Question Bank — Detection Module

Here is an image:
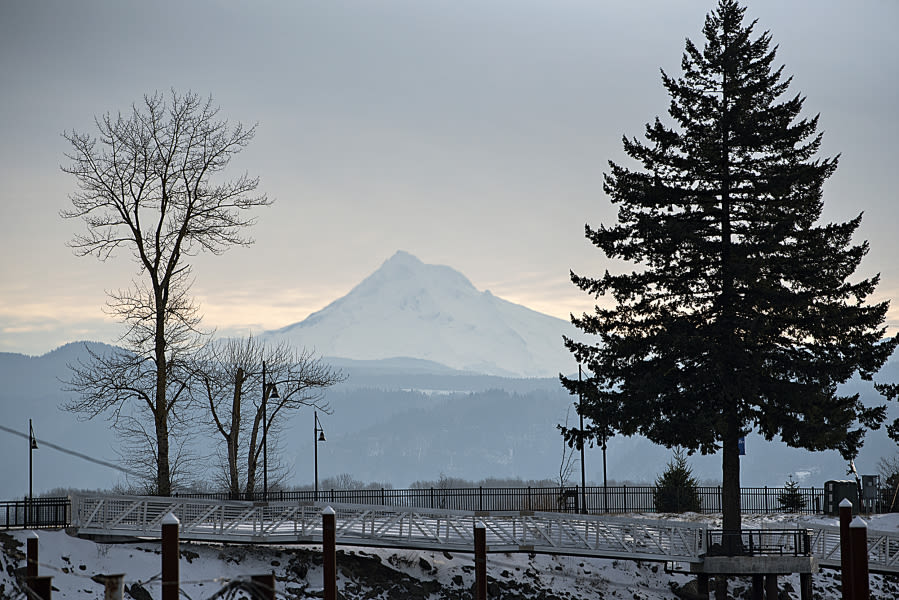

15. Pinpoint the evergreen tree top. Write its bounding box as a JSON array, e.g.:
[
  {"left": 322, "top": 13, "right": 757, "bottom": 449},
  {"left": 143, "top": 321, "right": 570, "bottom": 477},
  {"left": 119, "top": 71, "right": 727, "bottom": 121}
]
[{"left": 564, "top": 0, "right": 896, "bottom": 531}]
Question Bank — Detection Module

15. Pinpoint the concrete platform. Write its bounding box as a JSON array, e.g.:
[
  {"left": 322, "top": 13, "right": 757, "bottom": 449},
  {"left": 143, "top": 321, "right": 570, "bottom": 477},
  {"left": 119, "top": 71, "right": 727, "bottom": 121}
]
[{"left": 692, "top": 555, "right": 818, "bottom": 575}]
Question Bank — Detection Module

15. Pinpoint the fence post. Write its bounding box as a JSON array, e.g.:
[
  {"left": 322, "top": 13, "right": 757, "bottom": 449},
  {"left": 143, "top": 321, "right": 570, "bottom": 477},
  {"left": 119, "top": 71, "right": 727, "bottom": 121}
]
[
  {"left": 322, "top": 506, "right": 337, "bottom": 600},
  {"left": 25, "top": 575, "right": 52, "bottom": 600},
  {"left": 622, "top": 485, "right": 627, "bottom": 513},
  {"left": 527, "top": 486, "right": 531, "bottom": 510},
  {"left": 764, "top": 486, "right": 769, "bottom": 513},
  {"left": 474, "top": 521, "right": 487, "bottom": 600},
  {"left": 26, "top": 530, "right": 38, "bottom": 579},
  {"left": 430, "top": 487, "right": 434, "bottom": 510},
  {"left": 161, "top": 512, "right": 180, "bottom": 600},
  {"left": 96, "top": 574, "right": 124, "bottom": 600},
  {"left": 850, "top": 517, "right": 869, "bottom": 600},
  {"left": 479, "top": 486, "right": 483, "bottom": 512},
  {"left": 251, "top": 573, "right": 276, "bottom": 600},
  {"left": 839, "top": 498, "right": 852, "bottom": 600}
]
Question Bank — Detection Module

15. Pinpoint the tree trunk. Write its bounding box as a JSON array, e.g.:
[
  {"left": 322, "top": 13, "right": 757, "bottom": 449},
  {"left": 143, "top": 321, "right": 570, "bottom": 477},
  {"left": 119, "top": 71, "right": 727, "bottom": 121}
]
[
  {"left": 155, "top": 324, "right": 171, "bottom": 496},
  {"left": 153, "top": 282, "right": 172, "bottom": 497},
  {"left": 228, "top": 370, "right": 243, "bottom": 500},
  {"left": 722, "top": 416, "right": 741, "bottom": 534},
  {"left": 245, "top": 411, "right": 261, "bottom": 498}
]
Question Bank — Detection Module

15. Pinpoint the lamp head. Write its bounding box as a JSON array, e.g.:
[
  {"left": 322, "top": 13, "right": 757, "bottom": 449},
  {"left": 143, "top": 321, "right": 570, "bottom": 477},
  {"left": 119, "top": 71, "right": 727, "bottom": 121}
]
[
  {"left": 269, "top": 384, "right": 280, "bottom": 399},
  {"left": 318, "top": 431, "right": 326, "bottom": 442}
]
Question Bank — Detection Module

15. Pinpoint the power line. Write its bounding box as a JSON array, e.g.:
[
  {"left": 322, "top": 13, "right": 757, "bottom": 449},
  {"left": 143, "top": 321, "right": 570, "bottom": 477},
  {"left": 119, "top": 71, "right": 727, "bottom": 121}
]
[{"left": 0, "top": 423, "right": 144, "bottom": 479}]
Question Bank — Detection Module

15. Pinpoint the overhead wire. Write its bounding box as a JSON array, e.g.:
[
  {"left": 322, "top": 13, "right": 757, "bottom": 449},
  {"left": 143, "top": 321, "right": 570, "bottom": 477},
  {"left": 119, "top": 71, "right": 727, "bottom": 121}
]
[{"left": 0, "top": 423, "right": 145, "bottom": 479}]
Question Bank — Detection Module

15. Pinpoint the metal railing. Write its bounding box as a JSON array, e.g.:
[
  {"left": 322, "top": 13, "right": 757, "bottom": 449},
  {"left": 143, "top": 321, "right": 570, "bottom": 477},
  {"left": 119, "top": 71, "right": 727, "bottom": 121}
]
[
  {"left": 174, "top": 485, "right": 827, "bottom": 515},
  {"left": 707, "top": 528, "right": 811, "bottom": 557},
  {"left": 71, "top": 493, "right": 709, "bottom": 563},
  {"left": 0, "top": 497, "right": 70, "bottom": 529}
]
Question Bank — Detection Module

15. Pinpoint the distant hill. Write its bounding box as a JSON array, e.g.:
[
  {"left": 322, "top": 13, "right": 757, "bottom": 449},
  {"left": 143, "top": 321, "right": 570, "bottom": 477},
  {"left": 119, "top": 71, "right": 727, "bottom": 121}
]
[
  {"left": 2, "top": 340, "right": 899, "bottom": 495},
  {"left": 265, "top": 251, "right": 579, "bottom": 377}
]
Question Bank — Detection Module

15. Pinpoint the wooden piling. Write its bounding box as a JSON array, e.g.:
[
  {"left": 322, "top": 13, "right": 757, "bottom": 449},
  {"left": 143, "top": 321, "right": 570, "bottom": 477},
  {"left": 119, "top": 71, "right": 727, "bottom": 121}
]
[
  {"left": 97, "top": 574, "right": 125, "bottom": 600},
  {"left": 26, "top": 531, "right": 38, "bottom": 579},
  {"left": 322, "top": 506, "right": 337, "bottom": 600},
  {"left": 25, "top": 575, "right": 52, "bottom": 600},
  {"left": 850, "top": 517, "right": 869, "bottom": 600},
  {"left": 475, "top": 521, "right": 487, "bottom": 600},
  {"left": 840, "top": 498, "right": 853, "bottom": 600},
  {"left": 251, "top": 573, "right": 276, "bottom": 600},
  {"left": 161, "top": 512, "right": 180, "bottom": 600}
]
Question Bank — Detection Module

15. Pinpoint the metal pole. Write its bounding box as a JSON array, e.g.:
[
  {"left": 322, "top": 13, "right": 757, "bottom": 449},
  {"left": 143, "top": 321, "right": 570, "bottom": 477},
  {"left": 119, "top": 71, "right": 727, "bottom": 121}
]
[
  {"left": 29, "top": 419, "right": 34, "bottom": 528},
  {"left": 602, "top": 433, "right": 608, "bottom": 512},
  {"left": 578, "top": 366, "right": 586, "bottom": 514},
  {"left": 314, "top": 411, "right": 320, "bottom": 501},
  {"left": 262, "top": 361, "right": 267, "bottom": 501}
]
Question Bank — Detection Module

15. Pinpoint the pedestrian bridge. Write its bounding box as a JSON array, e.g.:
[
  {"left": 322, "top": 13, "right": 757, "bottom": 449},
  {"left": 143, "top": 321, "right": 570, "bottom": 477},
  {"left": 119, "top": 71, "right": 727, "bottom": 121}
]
[{"left": 70, "top": 493, "right": 899, "bottom": 574}]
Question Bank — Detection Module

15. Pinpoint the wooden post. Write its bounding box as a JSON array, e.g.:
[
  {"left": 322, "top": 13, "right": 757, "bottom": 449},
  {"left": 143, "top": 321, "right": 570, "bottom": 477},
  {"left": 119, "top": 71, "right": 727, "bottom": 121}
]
[
  {"left": 697, "top": 574, "right": 709, "bottom": 599},
  {"left": 322, "top": 506, "right": 336, "bottom": 600},
  {"left": 850, "top": 517, "right": 869, "bottom": 600},
  {"left": 161, "top": 512, "right": 180, "bottom": 600},
  {"left": 474, "top": 521, "right": 487, "bottom": 600},
  {"left": 765, "top": 574, "right": 778, "bottom": 599},
  {"left": 251, "top": 573, "right": 276, "bottom": 600},
  {"left": 25, "top": 575, "right": 52, "bottom": 600},
  {"left": 26, "top": 530, "right": 38, "bottom": 579},
  {"left": 97, "top": 574, "right": 125, "bottom": 600},
  {"left": 839, "top": 498, "right": 853, "bottom": 600},
  {"left": 800, "top": 573, "right": 813, "bottom": 600},
  {"left": 751, "top": 574, "right": 764, "bottom": 600}
]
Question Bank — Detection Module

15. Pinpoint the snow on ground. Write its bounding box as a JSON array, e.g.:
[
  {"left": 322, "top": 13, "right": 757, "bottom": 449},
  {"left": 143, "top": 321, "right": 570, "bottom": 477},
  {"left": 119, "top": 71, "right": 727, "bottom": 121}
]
[{"left": 2, "top": 512, "right": 899, "bottom": 599}]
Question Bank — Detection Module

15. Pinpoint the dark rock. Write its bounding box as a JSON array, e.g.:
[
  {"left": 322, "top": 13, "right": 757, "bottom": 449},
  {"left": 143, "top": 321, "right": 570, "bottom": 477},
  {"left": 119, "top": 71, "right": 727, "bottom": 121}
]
[
  {"left": 127, "top": 582, "right": 153, "bottom": 600},
  {"left": 418, "top": 557, "right": 432, "bottom": 572}
]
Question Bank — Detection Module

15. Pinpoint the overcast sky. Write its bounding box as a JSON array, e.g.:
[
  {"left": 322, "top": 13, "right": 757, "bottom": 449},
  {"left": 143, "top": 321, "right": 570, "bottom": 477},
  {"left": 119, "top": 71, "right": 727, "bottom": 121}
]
[{"left": 1, "top": 0, "right": 897, "bottom": 356}]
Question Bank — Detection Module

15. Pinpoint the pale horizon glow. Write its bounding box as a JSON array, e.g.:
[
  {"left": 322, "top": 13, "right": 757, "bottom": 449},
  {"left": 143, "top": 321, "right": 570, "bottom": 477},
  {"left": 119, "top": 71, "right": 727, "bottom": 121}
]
[{"left": 1, "top": 0, "right": 897, "bottom": 357}]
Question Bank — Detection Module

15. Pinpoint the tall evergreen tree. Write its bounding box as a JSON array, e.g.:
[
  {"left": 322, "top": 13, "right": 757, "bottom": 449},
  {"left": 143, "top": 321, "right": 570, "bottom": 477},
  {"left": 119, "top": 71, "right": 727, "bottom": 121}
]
[{"left": 564, "top": 0, "right": 896, "bottom": 532}]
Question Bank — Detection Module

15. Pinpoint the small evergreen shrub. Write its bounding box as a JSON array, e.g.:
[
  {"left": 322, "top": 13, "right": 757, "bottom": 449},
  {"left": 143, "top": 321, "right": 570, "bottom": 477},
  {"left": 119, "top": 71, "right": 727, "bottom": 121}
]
[
  {"left": 777, "top": 475, "right": 807, "bottom": 513},
  {"left": 653, "top": 448, "right": 702, "bottom": 513}
]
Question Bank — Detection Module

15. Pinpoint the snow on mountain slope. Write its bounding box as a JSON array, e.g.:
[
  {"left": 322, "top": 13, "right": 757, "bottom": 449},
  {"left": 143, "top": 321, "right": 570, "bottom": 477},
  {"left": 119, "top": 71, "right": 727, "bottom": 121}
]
[{"left": 267, "top": 251, "right": 578, "bottom": 377}]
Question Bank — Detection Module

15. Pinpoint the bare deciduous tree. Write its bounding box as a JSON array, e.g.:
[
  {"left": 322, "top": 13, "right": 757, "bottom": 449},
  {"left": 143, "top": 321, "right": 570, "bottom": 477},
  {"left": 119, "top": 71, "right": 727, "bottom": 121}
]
[
  {"left": 61, "top": 90, "right": 270, "bottom": 495},
  {"left": 190, "top": 336, "right": 344, "bottom": 499}
]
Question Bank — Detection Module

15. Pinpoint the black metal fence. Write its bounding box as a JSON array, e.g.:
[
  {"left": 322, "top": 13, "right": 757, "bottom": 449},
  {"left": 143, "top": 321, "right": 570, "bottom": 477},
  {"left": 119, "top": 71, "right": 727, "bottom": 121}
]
[
  {"left": 0, "top": 497, "right": 69, "bottom": 529},
  {"left": 0, "top": 484, "right": 876, "bottom": 529},
  {"left": 707, "top": 528, "right": 811, "bottom": 557},
  {"left": 174, "top": 484, "right": 828, "bottom": 515}
]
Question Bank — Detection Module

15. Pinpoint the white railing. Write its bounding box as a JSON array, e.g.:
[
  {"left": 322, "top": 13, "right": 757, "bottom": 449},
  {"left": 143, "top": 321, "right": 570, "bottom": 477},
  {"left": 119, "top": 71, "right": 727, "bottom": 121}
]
[
  {"left": 71, "top": 494, "right": 899, "bottom": 573},
  {"left": 806, "top": 523, "right": 899, "bottom": 572},
  {"left": 71, "top": 494, "right": 707, "bottom": 563}
]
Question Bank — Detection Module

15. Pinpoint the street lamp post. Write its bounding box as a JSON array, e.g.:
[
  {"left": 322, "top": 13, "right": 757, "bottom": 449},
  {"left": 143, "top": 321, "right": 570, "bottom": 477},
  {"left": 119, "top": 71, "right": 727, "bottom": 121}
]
[
  {"left": 261, "top": 361, "right": 279, "bottom": 501},
  {"left": 314, "top": 411, "right": 326, "bottom": 501},
  {"left": 578, "top": 366, "right": 587, "bottom": 514},
  {"left": 28, "top": 419, "right": 37, "bottom": 527}
]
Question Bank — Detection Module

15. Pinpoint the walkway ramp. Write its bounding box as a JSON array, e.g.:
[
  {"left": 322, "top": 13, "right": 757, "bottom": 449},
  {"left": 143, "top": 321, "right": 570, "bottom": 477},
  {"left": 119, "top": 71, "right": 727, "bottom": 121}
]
[
  {"left": 71, "top": 493, "right": 707, "bottom": 563},
  {"left": 70, "top": 493, "right": 899, "bottom": 574}
]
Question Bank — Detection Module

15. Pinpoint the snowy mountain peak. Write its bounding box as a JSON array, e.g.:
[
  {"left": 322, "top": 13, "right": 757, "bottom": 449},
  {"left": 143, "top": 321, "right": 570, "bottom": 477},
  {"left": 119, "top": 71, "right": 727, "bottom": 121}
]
[{"left": 267, "top": 252, "right": 577, "bottom": 377}]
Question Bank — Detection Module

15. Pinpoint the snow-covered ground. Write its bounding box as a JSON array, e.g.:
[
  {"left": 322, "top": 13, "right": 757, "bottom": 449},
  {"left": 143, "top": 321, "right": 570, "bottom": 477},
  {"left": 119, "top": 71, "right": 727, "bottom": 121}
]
[{"left": 2, "top": 513, "right": 899, "bottom": 599}]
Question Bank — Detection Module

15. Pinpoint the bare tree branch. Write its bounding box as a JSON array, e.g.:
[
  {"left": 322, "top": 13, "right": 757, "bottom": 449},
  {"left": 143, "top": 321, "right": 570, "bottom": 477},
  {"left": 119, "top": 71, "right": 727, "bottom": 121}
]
[{"left": 61, "top": 90, "right": 270, "bottom": 495}]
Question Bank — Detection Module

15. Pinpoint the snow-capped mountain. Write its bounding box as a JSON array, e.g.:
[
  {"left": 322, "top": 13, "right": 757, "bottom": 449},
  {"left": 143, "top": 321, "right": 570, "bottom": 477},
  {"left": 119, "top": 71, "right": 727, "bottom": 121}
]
[{"left": 266, "top": 251, "right": 579, "bottom": 377}]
